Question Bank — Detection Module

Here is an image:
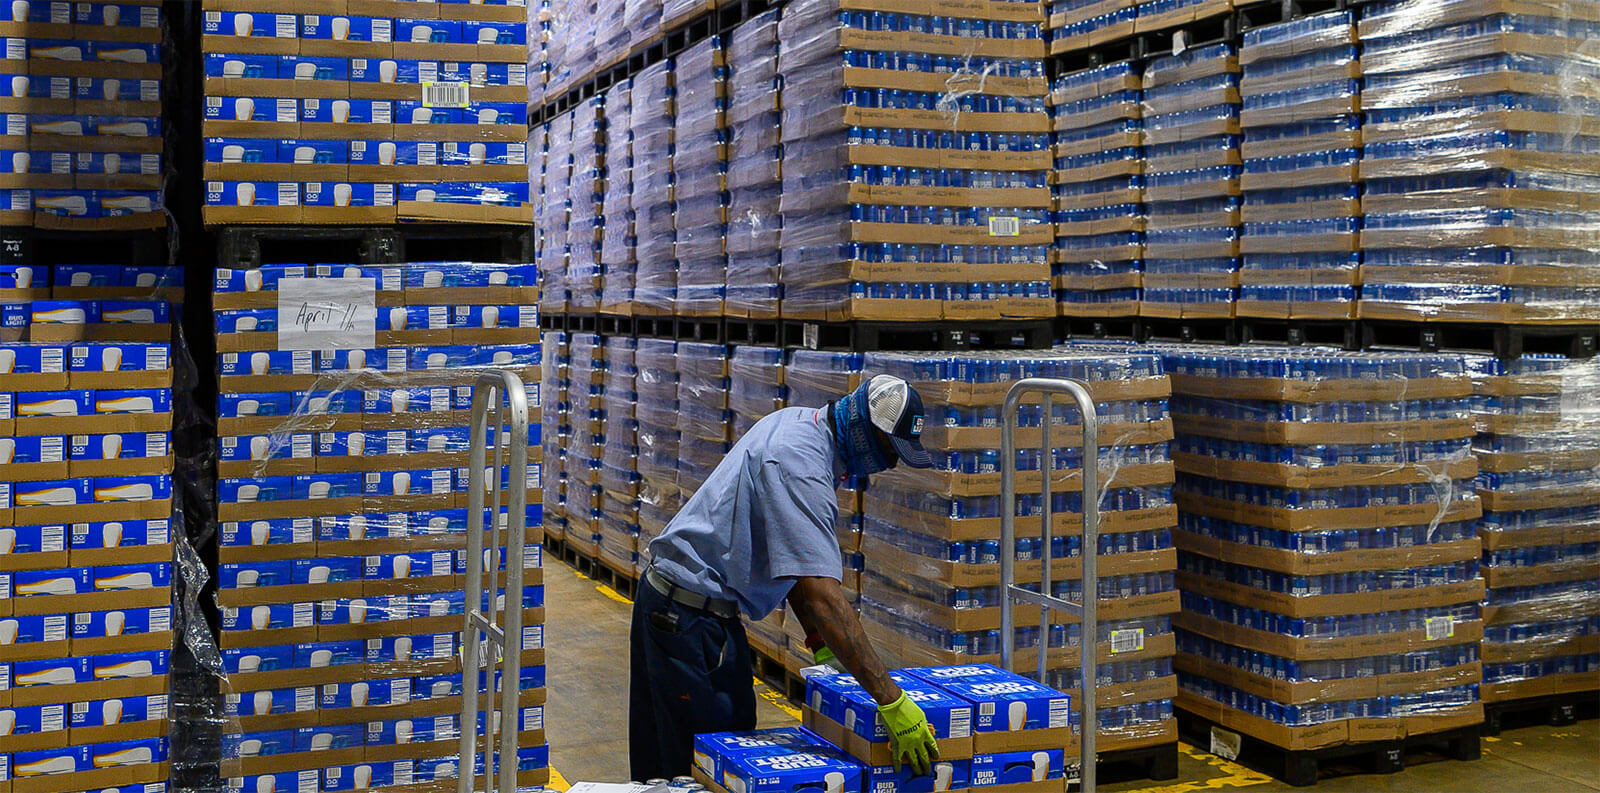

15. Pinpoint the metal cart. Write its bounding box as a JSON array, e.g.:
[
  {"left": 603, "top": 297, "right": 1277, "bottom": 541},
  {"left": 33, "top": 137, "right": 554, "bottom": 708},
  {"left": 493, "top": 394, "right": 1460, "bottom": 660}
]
[{"left": 998, "top": 378, "right": 1101, "bottom": 793}]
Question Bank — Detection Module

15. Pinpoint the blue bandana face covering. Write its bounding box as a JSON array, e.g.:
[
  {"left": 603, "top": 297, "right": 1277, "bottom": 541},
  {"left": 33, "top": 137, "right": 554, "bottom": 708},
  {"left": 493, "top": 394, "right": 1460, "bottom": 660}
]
[{"left": 832, "top": 386, "right": 894, "bottom": 478}]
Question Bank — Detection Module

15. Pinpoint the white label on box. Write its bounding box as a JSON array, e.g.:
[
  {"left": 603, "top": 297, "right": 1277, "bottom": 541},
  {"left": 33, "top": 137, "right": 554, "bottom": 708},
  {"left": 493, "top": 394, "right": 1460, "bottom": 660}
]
[
  {"left": 296, "top": 687, "right": 316, "bottom": 712},
  {"left": 979, "top": 702, "right": 995, "bottom": 718},
  {"left": 276, "top": 15, "right": 296, "bottom": 37},
  {"left": 42, "top": 706, "right": 64, "bottom": 732},
  {"left": 949, "top": 707, "right": 971, "bottom": 737},
  {"left": 1048, "top": 698, "right": 1070, "bottom": 728},
  {"left": 1209, "top": 726, "right": 1241, "bottom": 762},
  {"left": 1109, "top": 628, "right": 1144, "bottom": 654},
  {"left": 988, "top": 216, "right": 1019, "bottom": 237},
  {"left": 44, "top": 615, "right": 67, "bottom": 640},
  {"left": 292, "top": 435, "right": 313, "bottom": 458},
  {"left": 277, "top": 277, "right": 377, "bottom": 351},
  {"left": 422, "top": 81, "right": 469, "bottom": 108},
  {"left": 1425, "top": 616, "right": 1454, "bottom": 641}
]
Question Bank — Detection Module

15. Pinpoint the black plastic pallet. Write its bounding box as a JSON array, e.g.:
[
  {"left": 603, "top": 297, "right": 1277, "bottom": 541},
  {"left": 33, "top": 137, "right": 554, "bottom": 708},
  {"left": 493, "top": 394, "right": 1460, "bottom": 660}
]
[
  {"left": 1178, "top": 710, "right": 1480, "bottom": 787},
  {"left": 1137, "top": 317, "right": 1240, "bottom": 345},
  {"left": 1239, "top": 319, "right": 1360, "bottom": 350},
  {"left": 599, "top": 314, "right": 638, "bottom": 337},
  {"left": 215, "top": 224, "right": 529, "bottom": 269},
  {"left": 782, "top": 319, "right": 1055, "bottom": 352},
  {"left": 1362, "top": 320, "right": 1600, "bottom": 360},
  {"left": 1058, "top": 316, "right": 1139, "bottom": 342},
  {"left": 1, "top": 226, "right": 170, "bottom": 268},
  {"left": 1069, "top": 741, "right": 1181, "bottom": 787},
  {"left": 726, "top": 317, "right": 784, "bottom": 347},
  {"left": 676, "top": 316, "right": 726, "bottom": 344},
  {"left": 751, "top": 645, "right": 807, "bottom": 703},
  {"left": 1483, "top": 692, "right": 1599, "bottom": 737}
]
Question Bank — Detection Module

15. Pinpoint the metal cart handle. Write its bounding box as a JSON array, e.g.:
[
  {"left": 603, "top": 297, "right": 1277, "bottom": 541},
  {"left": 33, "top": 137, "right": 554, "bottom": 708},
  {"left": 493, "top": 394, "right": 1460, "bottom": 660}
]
[
  {"left": 999, "top": 378, "right": 1099, "bottom": 793},
  {"left": 459, "top": 370, "right": 531, "bottom": 793}
]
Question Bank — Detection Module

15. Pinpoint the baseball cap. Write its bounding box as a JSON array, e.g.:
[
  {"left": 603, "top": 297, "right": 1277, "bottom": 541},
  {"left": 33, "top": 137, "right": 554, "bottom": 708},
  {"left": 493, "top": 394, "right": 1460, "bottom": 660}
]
[{"left": 863, "top": 374, "right": 933, "bottom": 469}]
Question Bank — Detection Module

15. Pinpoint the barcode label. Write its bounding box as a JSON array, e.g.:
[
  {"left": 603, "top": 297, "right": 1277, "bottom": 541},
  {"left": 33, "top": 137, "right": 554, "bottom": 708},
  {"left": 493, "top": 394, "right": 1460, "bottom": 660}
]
[
  {"left": 1425, "top": 616, "right": 1454, "bottom": 641},
  {"left": 1110, "top": 628, "right": 1144, "bottom": 654},
  {"left": 422, "top": 81, "right": 469, "bottom": 108},
  {"left": 988, "top": 216, "right": 1020, "bottom": 237}
]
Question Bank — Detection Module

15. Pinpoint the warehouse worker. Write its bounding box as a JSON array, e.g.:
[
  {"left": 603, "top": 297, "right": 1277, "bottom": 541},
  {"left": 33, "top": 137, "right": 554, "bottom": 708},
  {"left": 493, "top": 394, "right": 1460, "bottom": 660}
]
[{"left": 631, "top": 375, "right": 942, "bottom": 781}]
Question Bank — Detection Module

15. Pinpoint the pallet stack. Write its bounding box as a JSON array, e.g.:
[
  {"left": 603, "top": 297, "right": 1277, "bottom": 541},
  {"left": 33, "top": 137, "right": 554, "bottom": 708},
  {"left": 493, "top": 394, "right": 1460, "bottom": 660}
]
[
  {"left": 674, "top": 37, "right": 728, "bottom": 318},
  {"left": 199, "top": 0, "right": 532, "bottom": 224},
  {"left": 729, "top": 345, "right": 785, "bottom": 439},
  {"left": 676, "top": 341, "right": 731, "bottom": 499},
  {"left": 776, "top": 0, "right": 1055, "bottom": 323},
  {"left": 632, "top": 59, "right": 676, "bottom": 315},
  {"left": 857, "top": 348, "right": 1181, "bottom": 760},
  {"left": 537, "top": 109, "right": 573, "bottom": 314},
  {"left": 1235, "top": 11, "right": 1362, "bottom": 322},
  {"left": 1356, "top": 0, "right": 1600, "bottom": 325},
  {"left": 1051, "top": 62, "right": 1145, "bottom": 318},
  {"left": 0, "top": 0, "right": 166, "bottom": 230},
  {"left": 540, "top": 331, "right": 570, "bottom": 545},
  {"left": 1140, "top": 44, "right": 1241, "bottom": 322},
  {"left": 1467, "top": 355, "right": 1600, "bottom": 713},
  {"left": 563, "top": 332, "right": 605, "bottom": 557},
  {"left": 0, "top": 338, "right": 175, "bottom": 793},
  {"left": 1162, "top": 346, "right": 1486, "bottom": 773},
  {"left": 599, "top": 79, "right": 636, "bottom": 316},
  {"left": 568, "top": 97, "right": 605, "bottom": 313},
  {"left": 599, "top": 336, "right": 643, "bottom": 576},
  {"left": 634, "top": 338, "right": 681, "bottom": 557},
  {"left": 212, "top": 263, "right": 547, "bottom": 793},
  {"left": 724, "top": 9, "right": 783, "bottom": 320}
]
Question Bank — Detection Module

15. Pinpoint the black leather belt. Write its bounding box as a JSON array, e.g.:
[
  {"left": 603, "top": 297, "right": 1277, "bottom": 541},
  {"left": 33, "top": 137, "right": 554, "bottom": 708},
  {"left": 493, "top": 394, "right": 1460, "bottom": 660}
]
[{"left": 645, "top": 567, "right": 740, "bottom": 620}]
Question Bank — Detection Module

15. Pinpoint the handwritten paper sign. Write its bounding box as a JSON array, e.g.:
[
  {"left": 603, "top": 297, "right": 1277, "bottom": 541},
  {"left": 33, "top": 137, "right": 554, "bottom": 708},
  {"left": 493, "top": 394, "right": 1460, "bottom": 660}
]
[{"left": 277, "top": 277, "right": 376, "bottom": 350}]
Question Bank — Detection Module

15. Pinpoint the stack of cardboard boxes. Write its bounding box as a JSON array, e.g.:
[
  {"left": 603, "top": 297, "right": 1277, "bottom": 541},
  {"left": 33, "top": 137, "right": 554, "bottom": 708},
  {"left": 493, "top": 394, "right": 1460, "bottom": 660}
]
[
  {"left": 562, "top": 332, "right": 604, "bottom": 558},
  {"left": 856, "top": 349, "right": 1180, "bottom": 756},
  {"left": 1234, "top": 11, "right": 1362, "bottom": 321},
  {"left": 1357, "top": 0, "right": 1600, "bottom": 323},
  {"left": 1050, "top": 62, "right": 1144, "bottom": 317},
  {"left": 535, "top": 109, "right": 571, "bottom": 314},
  {"left": 568, "top": 97, "right": 605, "bottom": 313},
  {"left": 634, "top": 338, "right": 680, "bottom": 559},
  {"left": 1468, "top": 355, "right": 1600, "bottom": 705},
  {"left": 199, "top": 0, "right": 532, "bottom": 224},
  {"left": 0, "top": 263, "right": 182, "bottom": 344},
  {"left": 539, "top": 330, "right": 570, "bottom": 545},
  {"left": 1139, "top": 44, "right": 1241, "bottom": 320},
  {"left": 0, "top": 339, "right": 174, "bottom": 793},
  {"left": 776, "top": 0, "right": 1055, "bottom": 322},
  {"left": 675, "top": 341, "right": 731, "bottom": 500},
  {"left": 673, "top": 38, "right": 728, "bottom": 317},
  {"left": 210, "top": 262, "right": 547, "bottom": 793},
  {"left": 631, "top": 59, "right": 675, "bottom": 315},
  {"left": 0, "top": 0, "right": 165, "bottom": 229},
  {"left": 1163, "top": 346, "right": 1487, "bottom": 750},
  {"left": 598, "top": 336, "right": 642, "bottom": 576},
  {"left": 724, "top": 10, "right": 782, "bottom": 320},
  {"left": 598, "top": 79, "right": 636, "bottom": 316},
  {"left": 728, "top": 346, "right": 785, "bottom": 440}
]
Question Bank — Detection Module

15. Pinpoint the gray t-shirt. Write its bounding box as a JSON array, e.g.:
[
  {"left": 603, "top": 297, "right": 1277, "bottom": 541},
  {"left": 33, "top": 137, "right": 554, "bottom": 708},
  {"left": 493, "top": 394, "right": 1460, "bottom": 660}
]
[{"left": 648, "top": 406, "right": 845, "bottom": 618}]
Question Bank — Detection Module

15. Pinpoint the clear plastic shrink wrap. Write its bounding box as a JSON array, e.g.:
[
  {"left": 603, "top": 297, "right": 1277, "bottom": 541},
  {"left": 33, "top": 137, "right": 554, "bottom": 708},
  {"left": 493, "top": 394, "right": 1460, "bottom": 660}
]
[
  {"left": 633, "top": 60, "right": 678, "bottom": 316},
  {"left": 1140, "top": 45, "right": 1242, "bottom": 319},
  {"left": 635, "top": 338, "right": 682, "bottom": 556},
  {"left": 600, "top": 80, "right": 638, "bottom": 315},
  {"left": 568, "top": 99, "right": 606, "bottom": 313},
  {"left": 1147, "top": 345, "right": 1487, "bottom": 749},
  {"left": 726, "top": 10, "right": 784, "bottom": 319},
  {"left": 1052, "top": 62, "right": 1145, "bottom": 317},
  {"left": 849, "top": 348, "right": 1179, "bottom": 752},
  {"left": 1236, "top": 12, "right": 1363, "bottom": 321},
  {"left": 1466, "top": 355, "right": 1600, "bottom": 701},
  {"left": 538, "top": 112, "right": 574, "bottom": 314},
  {"left": 541, "top": 332, "right": 571, "bottom": 543},
  {"left": 209, "top": 263, "right": 547, "bottom": 793},
  {"left": 777, "top": 0, "right": 1054, "bottom": 322},
  {"left": 730, "top": 346, "right": 787, "bottom": 438},
  {"left": 600, "top": 337, "right": 643, "bottom": 575},
  {"left": 674, "top": 38, "right": 730, "bottom": 317},
  {"left": 676, "top": 342, "right": 732, "bottom": 498},
  {"left": 564, "top": 333, "right": 605, "bottom": 556},
  {"left": 1356, "top": 0, "right": 1600, "bottom": 323}
]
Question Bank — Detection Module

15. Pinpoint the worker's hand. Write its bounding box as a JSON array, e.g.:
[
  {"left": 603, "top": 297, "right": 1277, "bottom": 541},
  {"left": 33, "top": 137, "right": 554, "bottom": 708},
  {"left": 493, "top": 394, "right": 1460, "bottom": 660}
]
[
  {"left": 813, "top": 646, "right": 846, "bottom": 672},
  {"left": 879, "top": 694, "right": 940, "bottom": 776}
]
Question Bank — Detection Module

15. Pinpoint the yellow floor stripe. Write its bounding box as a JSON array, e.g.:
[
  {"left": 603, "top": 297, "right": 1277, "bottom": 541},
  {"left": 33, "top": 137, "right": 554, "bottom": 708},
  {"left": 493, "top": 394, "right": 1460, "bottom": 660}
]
[
  {"left": 597, "top": 583, "right": 633, "bottom": 605},
  {"left": 1123, "top": 743, "right": 1272, "bottom": 793},
  {"left": 547, "top": 767, "right": 571, "bottom": 791},
  {"left": 755, "top": 676, "right": 803, "bottom": 721}
]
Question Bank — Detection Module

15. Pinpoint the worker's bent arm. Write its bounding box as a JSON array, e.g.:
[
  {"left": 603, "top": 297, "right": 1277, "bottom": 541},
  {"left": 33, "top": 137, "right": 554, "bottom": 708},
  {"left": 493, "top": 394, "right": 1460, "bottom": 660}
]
[{"left": 787, "top": 576, "right": 903, "bottom": 707}]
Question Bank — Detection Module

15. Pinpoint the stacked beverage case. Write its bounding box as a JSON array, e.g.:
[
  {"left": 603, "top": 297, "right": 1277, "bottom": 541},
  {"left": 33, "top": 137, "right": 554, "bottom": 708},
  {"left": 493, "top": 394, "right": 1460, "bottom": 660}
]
[
  {"left": 539, "top": 331, "right": 570, "bottom": 546},
  {"left": 536, "top": 110, "right": 572, "bottom": 314},
  {"left": 1466, "top": 355, "right": 1600, "bottom": 704},
  {"left": 724, "top": 10, "right": 783, "bottom": 320},
  {"left": 0, "top": 338, "right": 175, "bottom": 793},
  {"left": 0, "top": 0, "right": 166, "bottom": 228},
  {"left": 199, "top": 0, "right": 532, "bottom": 224},
  {"left": 674, "top": 38, "right": 730, "bottom": 317},
  {"left": 632, "top": 59, "right": 676, "bottom": 315},
  {"left": 599, "top": 80, "right": 637, "bottom": 316},
  {"left": 562, "top": 332, "right": 604, "bottom": 558},
  {"left": 598, "top": 336, "right": 642, "bottom": 575},
  {"left": 634, "top": 338, "right": 682, "bottom": 557},
  {"left": 857, "top": 348, "right": 1181, "bottom": 754},
  {"left": 567, "top": 98, "right": 605, "bottom": 314},
  {"left": 1162, "top": 347, "right": 1487, "bottom": 748},
  {"left": 1235, "top": 11, "right": 1363, "bottom": 321},
  {"left": 211, "top": 263, "right": 547, "bottom": 793}
]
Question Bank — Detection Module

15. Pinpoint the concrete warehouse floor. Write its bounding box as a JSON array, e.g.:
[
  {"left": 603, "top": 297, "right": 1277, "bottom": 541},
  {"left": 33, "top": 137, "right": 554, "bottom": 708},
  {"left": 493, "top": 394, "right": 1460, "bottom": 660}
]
[{"left": 543, "top": 561, "right": 1600, "bottom": 793}]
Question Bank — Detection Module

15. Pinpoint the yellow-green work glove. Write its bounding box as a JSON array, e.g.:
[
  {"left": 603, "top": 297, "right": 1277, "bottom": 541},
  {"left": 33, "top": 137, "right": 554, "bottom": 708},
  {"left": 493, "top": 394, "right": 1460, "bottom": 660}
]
[
  {"left": 813, "top": 646, "right": 846, "bottom": 672},
  {"left": 878, "top": 693, "right": 940, "bottom": 776}
]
